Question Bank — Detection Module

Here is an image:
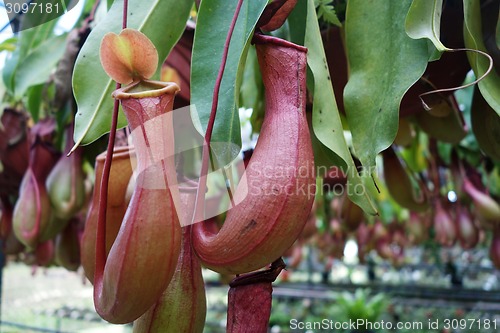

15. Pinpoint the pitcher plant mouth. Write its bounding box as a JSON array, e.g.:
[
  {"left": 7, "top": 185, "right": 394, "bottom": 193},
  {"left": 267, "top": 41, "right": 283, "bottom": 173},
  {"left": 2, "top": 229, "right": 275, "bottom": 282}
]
[{"left": 112, "top": 79, "right": 180, "bottom": 100}]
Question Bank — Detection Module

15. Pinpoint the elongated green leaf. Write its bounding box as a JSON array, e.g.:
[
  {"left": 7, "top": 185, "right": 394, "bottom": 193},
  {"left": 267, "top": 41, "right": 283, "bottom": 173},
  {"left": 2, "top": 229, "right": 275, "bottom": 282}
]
[
  {"left": 2, "top": 20, "right": 58, "bottom": 95},
  {"left": 463, "top": 0, "right": 500, "bottom": 116},
  {"left": 26, "top": 84, "right": 44, "bottom": 122},
  {"left": 14, "top": 34, "right": 67, "bottom": 98},
  {"left": 343, "top": 0, "right": 428, "bottom": 169},
  {"left": 83, "top": 0, "right": 98, "bottom": 13},
  {"left": 19, "top": 20, "right": 58, "bottom": 58},
  {"left": 72, "top": 0, "right": 193, "bottom": 147},
  {"left": 3, "top": 50, "right": 20, "bottom": 93},
  {"left": 303, "top": 0, "right": 376, "bottom": 214},
  {"left": 415, "top": 105, "right": 466, "bottom": 144},
  {"left": 0, "top": 69, "right": 7, "bottom": 108},
  {"left": 316, "top": 1, "right": 342, "bottom": 28},
  {"left": 405, "top": 0, "right": 449, "bottom": 52},
  {"left": 240, "top": 45, "right": 265, "bottom": 133},
  {"left": 191, "top": 0, "right": 268, "bottom": 166},
  {"left": 471, "top": 86, "right": 500, "bottom": 161},
  {"left": 288, "top": 1, "right": 306, "bottom": 45}
]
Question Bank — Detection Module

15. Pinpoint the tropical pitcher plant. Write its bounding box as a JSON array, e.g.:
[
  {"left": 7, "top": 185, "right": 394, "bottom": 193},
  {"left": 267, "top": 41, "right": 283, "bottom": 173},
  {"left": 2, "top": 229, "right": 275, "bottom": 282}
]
[
  {"left": 1, "top": 0, "right": 500, "bottom": 332},
  {"left": 78, "top": 0, "right": 316, "bottom": 328}
]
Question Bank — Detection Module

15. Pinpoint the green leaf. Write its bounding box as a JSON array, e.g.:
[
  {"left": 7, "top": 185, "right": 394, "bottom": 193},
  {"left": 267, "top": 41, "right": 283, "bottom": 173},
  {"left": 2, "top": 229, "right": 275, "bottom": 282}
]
[
  {"left": 26, "top": 84, "right": 44, "bottom": 122},
  {"left": 405, "top": 0, "right": 449, "bottom": 52},
  {"left": 3, "top": 50, "right": 20, "bottom": 94},
  {"left": 415, "top": 104, "right": 467, "bottom": 144},
  {"left": 288, "top": 2, "right": 306, "bottom": 45},
  {"left": 0, "top": 69, "right": 7, "bottom": 105},
  {"left": 463, "top": 0, "right": 500, "bottom": 116},
  {"left": 72, "top": 0, "right": 193, "bottom": 147},
  {"left": 240, "top": 45, "right": 265, "bottom": 133},
  {"left": 2, "top": 20, "right": 58, "bottom": 95},
  {"left": 14, "top": 34, "right": 67, "bottom": 98},
  {"left": 343, "top": 0, "right": 429, "bottom": 169},
  {"left": 18, "top": 20, "right": 58, "bottom": 58},
  {"left": 401, "top": 131, "right": 428, "bottom": 173},
  {"left": 471, "top": 86, "right": 500, "bottom": 161},
  {"left": 316, "top": 1, "right": 341, "bottom": 27},
  {"left": 83, "top": 0, "right": 98, "bottom": 13},
  {"left": 190, "top": 0, "right": 268, "bottom": 165},
  {"left": 0, "top": 37, "right": 18, "bottom": 52},
  {"left": 455, "top": 72, "right": 479, "bottom": 151},
  {"left": 302, "top": 0, "right": 377, "bottom": 214}
]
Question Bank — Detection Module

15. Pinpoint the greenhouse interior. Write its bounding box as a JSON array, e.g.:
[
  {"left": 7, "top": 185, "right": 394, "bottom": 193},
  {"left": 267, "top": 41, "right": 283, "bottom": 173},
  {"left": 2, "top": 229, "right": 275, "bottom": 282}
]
[{"left": 0, "top": 0, "right": 500, "bottom": 332}]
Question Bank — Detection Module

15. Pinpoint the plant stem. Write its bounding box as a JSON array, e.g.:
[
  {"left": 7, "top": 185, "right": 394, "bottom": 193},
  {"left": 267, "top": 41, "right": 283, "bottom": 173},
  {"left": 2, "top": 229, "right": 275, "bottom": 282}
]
[
  {"left": 80, "top": 0, "right": 101, "bottom": 30},
  {"left": 192, "top": 0, "right": 244, "bottom": 224},
  {"left": 94, "top": 0, "right": 128, "bottom": 288},
  {"left": 206, "top": 0, "right": 243, "bottom": 140},
  {"left": 226, "top": 259, "right": 285, "bottom": 333}
]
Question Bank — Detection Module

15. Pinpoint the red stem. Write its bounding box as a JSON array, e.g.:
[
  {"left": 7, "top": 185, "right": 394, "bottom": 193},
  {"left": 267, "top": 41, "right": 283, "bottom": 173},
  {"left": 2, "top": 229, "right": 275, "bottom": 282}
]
[
  {"left": 226, "top": 259, "right": 285, "bottom": 333},
  {"left": 192, "top": 0, "right": 244, "bottom": 224},
  {"left": 93, "top": 0, "right": 128, "bottom": 291},
  {"left": 81, "top": 0, "right": 101, "bottom": 29},
  {"left": 89, "top": 0, "right": 101, "bottom": 22},
  {"left": 122, "top": 0, "right": 128, "bottom": 29},
  {"left": 94, "top": 95, "right": 120, "bottom": 283}
]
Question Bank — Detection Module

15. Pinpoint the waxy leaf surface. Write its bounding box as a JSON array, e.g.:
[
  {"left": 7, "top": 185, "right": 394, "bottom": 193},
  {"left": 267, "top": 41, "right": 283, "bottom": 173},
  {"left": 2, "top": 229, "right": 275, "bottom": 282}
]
[
  {"left": 302, "top": 0, "right": 377, "bottom": 214},
  {"left": 405, "top": 0, "right": 448, "bottom": 52},
  {"left": 191, "top": 0, "right": 267, "bottom": 165},
  {"left": 343, "top": 0, "right": 429, "bottom": 169},
  {"left": 14, "top": 34, "right": 67, "bottom": 98},
  {"left": 463, "top": 0, "right": 500, "bottom": 116}
]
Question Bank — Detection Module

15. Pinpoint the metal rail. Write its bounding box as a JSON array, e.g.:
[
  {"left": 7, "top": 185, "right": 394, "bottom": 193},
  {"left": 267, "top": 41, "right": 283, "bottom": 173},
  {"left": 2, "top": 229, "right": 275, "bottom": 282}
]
[
  {"left": 0, "top": 320, "right": 67, "bottom": 333},
  {"left": 269, "top": 283, "right": 500, "bottom": 313}
]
